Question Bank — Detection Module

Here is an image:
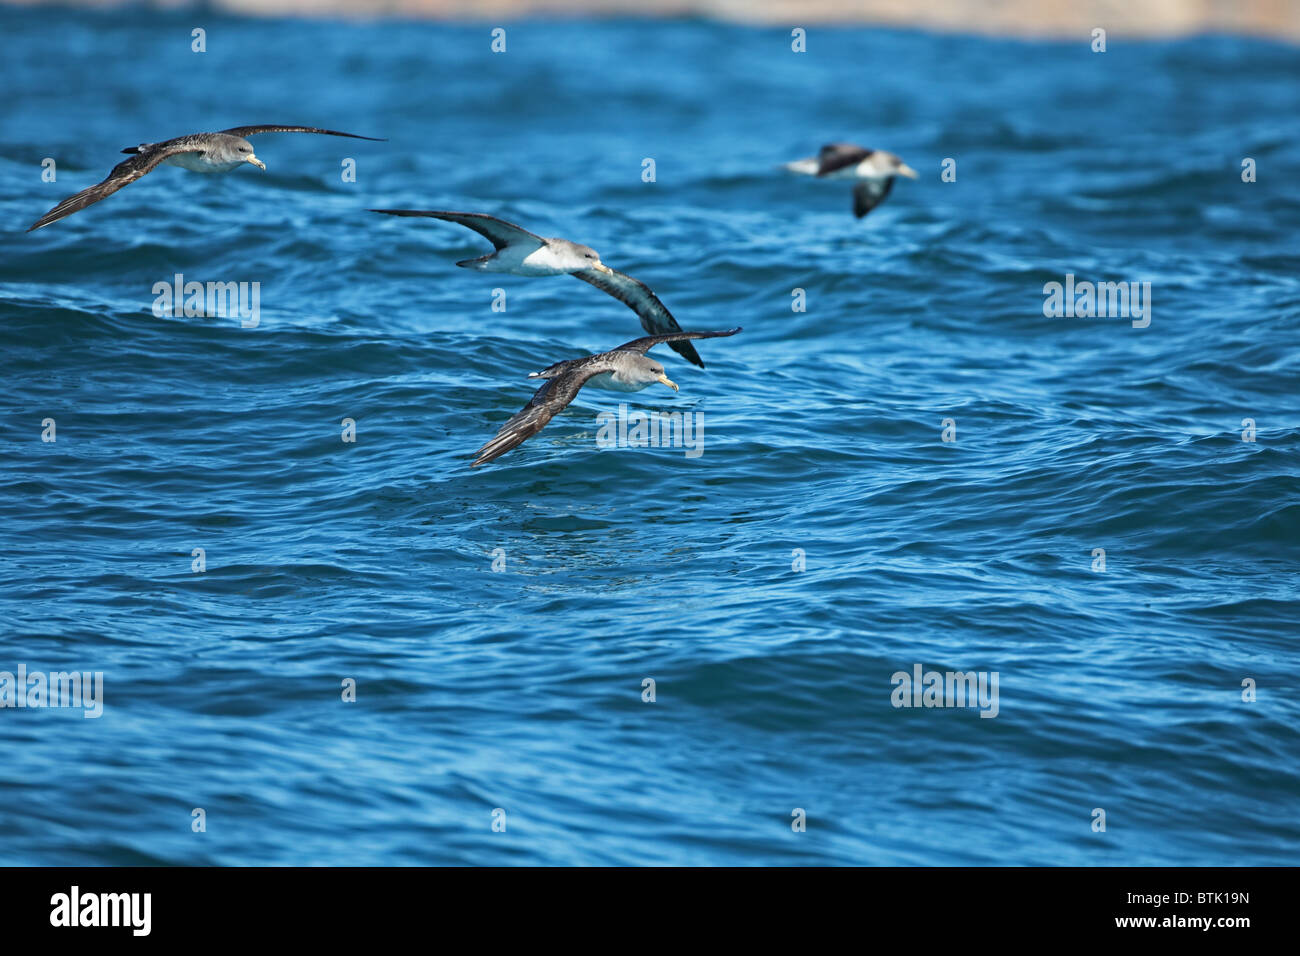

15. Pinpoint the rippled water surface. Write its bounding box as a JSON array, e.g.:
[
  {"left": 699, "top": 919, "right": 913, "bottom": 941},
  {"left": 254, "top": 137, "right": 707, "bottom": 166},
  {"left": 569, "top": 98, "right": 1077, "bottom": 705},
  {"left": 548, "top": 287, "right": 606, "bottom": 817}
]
[{"left": 0, "top": 9, "right": 1297, "bottom": 865}]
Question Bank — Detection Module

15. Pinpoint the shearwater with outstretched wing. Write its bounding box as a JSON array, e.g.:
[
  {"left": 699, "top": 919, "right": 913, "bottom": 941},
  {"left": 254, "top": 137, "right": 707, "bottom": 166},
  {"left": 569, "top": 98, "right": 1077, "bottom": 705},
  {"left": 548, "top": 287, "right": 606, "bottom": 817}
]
[
  {"left": 370, "top": 209, "right": 710, "bottom": 369},
  {"left": 473, "top": 328, "right": 742, "bottom": 467},
  {"left": 29, "top": 125, "right": 384, "bottom": 231}
]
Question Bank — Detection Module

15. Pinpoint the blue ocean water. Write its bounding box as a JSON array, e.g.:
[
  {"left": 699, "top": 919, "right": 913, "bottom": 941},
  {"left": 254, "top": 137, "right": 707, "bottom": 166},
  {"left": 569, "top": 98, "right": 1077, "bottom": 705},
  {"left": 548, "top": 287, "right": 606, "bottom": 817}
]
[{"left": 0, "top": 8, "right": 1297, "bottom": 866}]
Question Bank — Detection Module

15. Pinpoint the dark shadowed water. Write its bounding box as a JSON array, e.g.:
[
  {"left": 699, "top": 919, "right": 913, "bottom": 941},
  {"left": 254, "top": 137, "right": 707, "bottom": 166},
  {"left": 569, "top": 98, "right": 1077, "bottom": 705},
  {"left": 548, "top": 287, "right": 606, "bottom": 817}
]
[{"left": 0, "top": 8, "right": 1297, "bottom": 865}]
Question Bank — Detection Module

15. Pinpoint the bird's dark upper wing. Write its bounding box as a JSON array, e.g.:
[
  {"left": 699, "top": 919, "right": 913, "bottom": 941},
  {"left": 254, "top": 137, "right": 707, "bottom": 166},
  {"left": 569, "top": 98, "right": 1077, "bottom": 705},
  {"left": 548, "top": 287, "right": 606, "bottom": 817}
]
[
  {"left": 472, "top": 361, "right": 612, "bottom": 467},
  {"left": 572, "top": 266, "right": 704, "bottom": 368},
  {"left": 817, "top": 142, "right": 872, "bottom": 176},
  {"left": 368, "top": 209, "right": 545, "bottom": 252},
  {"left": 27, "top": 139, "right": 208, "bottom": 232},
  {"left": 612, "top": 327, "right": 742, "bottom": 356},
  {"left": 852, "top": 178, "right": 894, "bottom": 218},
  {"left": 220, "top": 125, "right": 384, "bottom": 141}
]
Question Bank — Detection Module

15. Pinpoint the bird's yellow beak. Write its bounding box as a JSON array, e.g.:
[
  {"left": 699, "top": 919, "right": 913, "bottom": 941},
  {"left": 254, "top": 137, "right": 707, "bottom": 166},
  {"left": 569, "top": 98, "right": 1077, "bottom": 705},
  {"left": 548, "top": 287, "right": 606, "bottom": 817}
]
[
  {"left": 657, "top": 373, "right": 678, "bottom": 392},
  {"left": 897, "top": 163, "right": 919, "bottom": 179},
  {"left": 247, "top": 155, "right": 266, "bottom": 171},
  {"left": 593, "top": 262, "right": 613, "bottom": 274}
]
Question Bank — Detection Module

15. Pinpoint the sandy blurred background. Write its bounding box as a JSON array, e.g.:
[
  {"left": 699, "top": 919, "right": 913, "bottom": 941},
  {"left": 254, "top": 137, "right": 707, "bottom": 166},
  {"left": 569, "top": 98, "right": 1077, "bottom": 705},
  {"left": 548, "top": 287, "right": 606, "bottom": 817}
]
[{"left": 3, "top": 0, "right": 1300, "bottom": 41}]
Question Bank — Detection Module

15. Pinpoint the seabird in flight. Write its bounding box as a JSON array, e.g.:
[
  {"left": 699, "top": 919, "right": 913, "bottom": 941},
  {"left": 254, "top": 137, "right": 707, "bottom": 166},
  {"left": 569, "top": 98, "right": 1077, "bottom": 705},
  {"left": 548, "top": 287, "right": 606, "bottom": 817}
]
[
  {"left": 472, "top": 328, "right": 742, "bottom": 467},
  {"left": 783, "top": 143, "right": 918, "bottom": 218},
  {"left": 28, "top": 125, "right": 384, "bottom": 231},
  {"left": 369, "top": 209, "right": 709, "bottom": 369}
]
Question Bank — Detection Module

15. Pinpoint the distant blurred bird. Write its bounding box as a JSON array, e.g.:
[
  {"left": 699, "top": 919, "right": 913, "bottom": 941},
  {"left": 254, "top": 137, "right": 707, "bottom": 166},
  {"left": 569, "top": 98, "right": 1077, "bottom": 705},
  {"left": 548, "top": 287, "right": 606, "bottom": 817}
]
[
  {"left": 28, "top": 126, "right": 384, "bottom": 231},
  {"left": 472, "top": 328, "right": 742, "bottom": 467},
  {"left": 783, "top": 143, "right": 918, "bottom": 218},
  {"left": 369, "top": 209, "right": 709, "bottom": 368}
]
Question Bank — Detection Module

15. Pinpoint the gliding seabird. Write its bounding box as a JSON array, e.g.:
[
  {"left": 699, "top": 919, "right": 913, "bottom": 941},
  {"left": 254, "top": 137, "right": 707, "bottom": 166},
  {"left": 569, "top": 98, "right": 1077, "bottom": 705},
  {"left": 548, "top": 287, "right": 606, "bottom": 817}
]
[
  {"left": 370, "top": 209, "right": 711, "bottom": 368},
  {"left": 783, "top": 143, "right": 918, "bottom": 218},
  {"left": 28, "top": 125, "right": 384, "bottom": 231},
  {"left": 473, "top": 328, "right": 742, "bottom": 467}
]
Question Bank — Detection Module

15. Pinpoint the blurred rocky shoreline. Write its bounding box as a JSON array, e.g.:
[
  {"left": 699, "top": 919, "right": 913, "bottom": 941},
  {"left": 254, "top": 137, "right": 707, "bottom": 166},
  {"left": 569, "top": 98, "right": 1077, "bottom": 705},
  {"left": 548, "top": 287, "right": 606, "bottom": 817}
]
[{"left": 4, "top": 0, "right": 1299, "bottom": 41}]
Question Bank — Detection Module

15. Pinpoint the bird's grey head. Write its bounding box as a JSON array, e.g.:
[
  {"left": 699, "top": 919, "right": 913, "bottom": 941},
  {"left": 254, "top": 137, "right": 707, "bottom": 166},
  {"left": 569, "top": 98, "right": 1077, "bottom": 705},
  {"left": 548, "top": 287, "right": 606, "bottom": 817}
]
[
  {"left": 220, "top": 136, "right": 265, "bottom": 170},
  {"left": 879, "top": 151, "right": 918, "bottom": 179},
  {"left": 557, "top": 240, "right": 608, "bottom": 272},
  {"left": 632, "top": 355, "right": 678, "bottom": 391}
]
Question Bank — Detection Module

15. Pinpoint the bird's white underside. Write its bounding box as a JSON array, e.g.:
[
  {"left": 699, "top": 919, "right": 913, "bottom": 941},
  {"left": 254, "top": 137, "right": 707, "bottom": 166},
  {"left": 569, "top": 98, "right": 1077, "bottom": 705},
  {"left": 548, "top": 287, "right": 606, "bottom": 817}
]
[
  {"left": 583, "top": 370, "right": 653, "bottom": 392},
  {"left": 163, "top": 154, "right": 244, "bottom": 174},
  {"left": 785, "top": 156, "right": 898, "bottom": 181},
  {"left": 826, "top": 159, "right": 897, "bottom": 181},
  {"left": 527, "top": 367, "right": 654, "bottom": 392},
  {"left": 469, "top": 241, "right": 585, "bottom": 275}
]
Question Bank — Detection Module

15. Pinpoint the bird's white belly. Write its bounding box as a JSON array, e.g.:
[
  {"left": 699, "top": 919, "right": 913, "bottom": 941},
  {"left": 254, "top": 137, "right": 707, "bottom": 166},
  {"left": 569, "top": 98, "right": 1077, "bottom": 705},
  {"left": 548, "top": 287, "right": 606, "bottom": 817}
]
[
  {"left": 850, "top": 159, "right": 890, "bottom": 180},
  {"left": 164, "top": 153, "right": 241, "bottom": 174},
  {"left": 483, "top": 243, "right": 575, "bottom": 276},
  {"left": 585, "top": 371, "right": 650, "bottom": 392},
  {"left": 820, "top": 161, "right": 879, "bottom": 181}
]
